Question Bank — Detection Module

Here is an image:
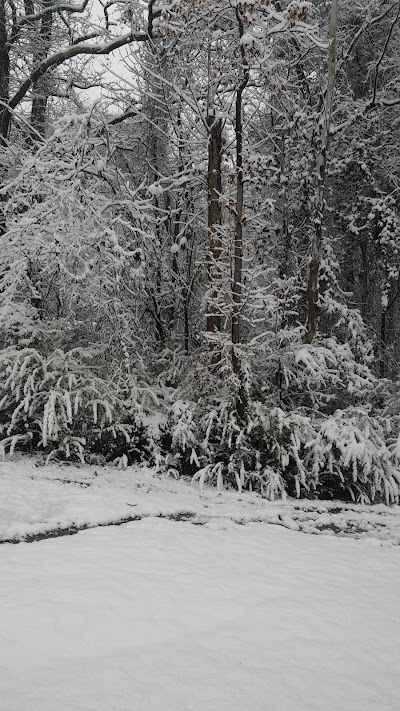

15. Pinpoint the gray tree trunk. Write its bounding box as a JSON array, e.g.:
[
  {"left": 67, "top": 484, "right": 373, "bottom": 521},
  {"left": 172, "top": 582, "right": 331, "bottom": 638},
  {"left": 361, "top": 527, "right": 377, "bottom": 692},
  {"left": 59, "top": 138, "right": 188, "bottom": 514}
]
[{"left": 304, "top": 0, "right": 338, "bottom": 344}]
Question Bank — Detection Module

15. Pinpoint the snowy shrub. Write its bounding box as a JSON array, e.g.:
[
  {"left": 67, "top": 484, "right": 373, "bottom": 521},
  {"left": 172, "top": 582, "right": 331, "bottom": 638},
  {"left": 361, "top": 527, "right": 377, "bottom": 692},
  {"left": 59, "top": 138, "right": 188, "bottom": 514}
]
[
  {"left": 304, "top": 409, "right": 400, "bottom": 504},
  {"left": 0, "top": 348, "right": 111, "bottom": 459},
  {"left": 249, "top": 406, "right": 400, "bottom": 504},
  {"left": 149, "top": 397, "right": 199, "bottom": 478},
  {"left": 256, "top": 467, "right": 287, "bottom": 502},
  {"left": 253, "top": 406, "right": 400, "bottom": 504},
  {"left": 183, "top": 397, "right": 300, "bottom": 497},
  {"left": 254, "top": 331, "right": 375, "bottom": 413},
  {"left": 170, "top": 400, "right": 197, "bottom": 451},
  {"left": 86, "top": 420, "right": 150, "bottom": 467},
  {"left": 198, "top": 399, "right": 248, "bottom": 490},
  {"left": 171, "top": 388, "right": 400, "bottom": 504},
  {"left": 0, "top": 347, "right": 149, "bottom": 464},
  {"left": 247, "top": 283, "right": 375, "bottom": 415},
  {"left": 292, "top": 339, "right": 375, "bottom": 403},
  {"left": 166, "top": 399, "right": 199, "bottom": 475},
  {"left": 192, "top": 461, "right": 225, "bottom": 492}
]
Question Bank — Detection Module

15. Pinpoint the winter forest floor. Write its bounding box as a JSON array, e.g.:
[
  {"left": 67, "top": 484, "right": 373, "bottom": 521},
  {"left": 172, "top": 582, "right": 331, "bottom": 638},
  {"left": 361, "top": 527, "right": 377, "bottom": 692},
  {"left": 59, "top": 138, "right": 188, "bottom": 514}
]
[{"left": 1, "top": 459, "right": 400, "bottom": 710}]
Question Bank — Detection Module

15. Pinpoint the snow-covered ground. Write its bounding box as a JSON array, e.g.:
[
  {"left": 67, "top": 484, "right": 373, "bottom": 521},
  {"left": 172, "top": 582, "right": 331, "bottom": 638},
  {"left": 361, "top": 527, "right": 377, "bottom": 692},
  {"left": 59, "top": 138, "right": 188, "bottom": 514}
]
[
  {"left": 1, "top": 458, "right": 400, "bottom": 710},
  {"left": 1, "top": 457, "right": 400, "bottom": 544},
  {"left": 1, "top": 514, "right": 399, "bottom": 710}
]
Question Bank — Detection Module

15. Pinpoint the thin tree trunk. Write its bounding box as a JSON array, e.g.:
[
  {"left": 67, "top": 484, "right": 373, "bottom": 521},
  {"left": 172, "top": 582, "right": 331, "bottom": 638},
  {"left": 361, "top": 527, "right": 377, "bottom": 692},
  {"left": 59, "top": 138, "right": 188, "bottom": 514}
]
[
  {"left": 0, "top": 0, "right": 9, "bottom": 143},
  {"left": 380, "top": 309, "right": 386, "bottom": 378},
  {"left": 303, "top": 0, "right": 338, "bottom": 344},
  {"left": 380, "top": 273, "right": 400, "bottom": 378},
  {"left": 0, "top": 0, "right": 10, "bottom": 238},
  {"left": 30, "top": 2, "right": 53, "bottom": 139},
  {"left": 206, "top": 114, "right": 222, "bottom": 345},
  {"left": 279, "top": 127, "right": 291, "bottom": 278},
  {"left": 231, "top": 8, "right": 249, "bottom": 418}
]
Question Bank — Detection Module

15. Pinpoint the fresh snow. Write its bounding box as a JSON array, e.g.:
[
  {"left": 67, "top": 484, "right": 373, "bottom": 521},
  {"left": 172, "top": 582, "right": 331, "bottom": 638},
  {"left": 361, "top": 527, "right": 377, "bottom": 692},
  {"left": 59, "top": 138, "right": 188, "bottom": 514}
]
[
  {"left": 1, "top": 459, "right": 400, "bottom": 709},
  {"left": 0, "top": 458, "right": 400, "bottom": 544},
  {"left": 0, "top": 494, "right": 399, "bottom": 709}
]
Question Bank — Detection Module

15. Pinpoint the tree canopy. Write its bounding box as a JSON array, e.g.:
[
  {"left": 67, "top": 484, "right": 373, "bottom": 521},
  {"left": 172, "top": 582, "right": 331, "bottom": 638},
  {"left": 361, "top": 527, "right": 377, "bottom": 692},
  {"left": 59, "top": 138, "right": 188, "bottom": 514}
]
[{"left": 1, "top": 0, "right": 400, "bottom": 503}]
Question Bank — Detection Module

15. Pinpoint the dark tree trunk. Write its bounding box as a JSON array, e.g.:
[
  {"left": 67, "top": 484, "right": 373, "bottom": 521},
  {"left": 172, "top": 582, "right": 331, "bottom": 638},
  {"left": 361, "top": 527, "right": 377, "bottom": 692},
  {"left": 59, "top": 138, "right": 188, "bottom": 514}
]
[
  {"left": 304, "top": 217, "right": 323, "bottom": 344},
  {"left": 380, "top": 309, "right": 386, "bottom": 378},
  {"left": 0, "top": 0, "right": 10, "bottom": 143},
  {"left": 231, "top": 8, "right": 249, "bottom": 419},
  {"left": 0, "top": 0, "right": 10, "bottom": 237},
  {"left": 206, "top": 114, "right": 222, "bottom": 344},
  {"left": 30, "top": 2, "right": 53, "bottom": 139},
  {"left": 303, "top": 0, "right": 338, "bottom": 344}
]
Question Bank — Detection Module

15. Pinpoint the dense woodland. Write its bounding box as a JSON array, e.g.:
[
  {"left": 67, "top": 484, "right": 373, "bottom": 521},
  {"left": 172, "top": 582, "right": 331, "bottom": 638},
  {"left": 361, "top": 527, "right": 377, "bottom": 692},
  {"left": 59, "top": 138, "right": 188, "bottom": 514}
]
[{"left": 0, "top": 0, "right": 400, "bottom": 503}]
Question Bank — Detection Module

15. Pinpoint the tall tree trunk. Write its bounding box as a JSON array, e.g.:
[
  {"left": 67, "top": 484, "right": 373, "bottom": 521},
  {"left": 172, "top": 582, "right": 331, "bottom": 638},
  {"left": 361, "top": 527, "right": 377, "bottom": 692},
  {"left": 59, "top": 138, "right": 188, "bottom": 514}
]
[
  {"left": 30, "top": 1, "right": 53, "bottom": 139},
  {"left": 380, "top": 309, "right": 387, "bottom": 378},
  {"left": 206, "top": 114, "right": 222, "bottom": 346},
  {"left": 0, "top": 0, "right": 10, "bottom": 238},
  {"left": 380, "top": 274, "right": 400, "bottom": 378},
  {"left": 279, "top": 127, "right": 291, "bottom": 279},
  {"left": 0, "top": 0, "right": 9, "bottom": 143},
  {"left": 303, "top": 0, "right": 338, "bottom": 344},
  {"left": 231, "top": 9, "right": 249, "bottom": 418}
]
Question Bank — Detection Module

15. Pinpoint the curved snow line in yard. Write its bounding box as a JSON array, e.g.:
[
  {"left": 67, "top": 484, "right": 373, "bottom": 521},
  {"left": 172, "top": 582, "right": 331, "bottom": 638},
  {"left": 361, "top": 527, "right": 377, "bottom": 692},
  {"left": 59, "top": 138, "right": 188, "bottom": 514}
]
[
  {"left": 1, "top": 508, "right": 398, "bottom": 545},
  {"left": 1, "top": 458, "right": 400, "bottom": 544}
]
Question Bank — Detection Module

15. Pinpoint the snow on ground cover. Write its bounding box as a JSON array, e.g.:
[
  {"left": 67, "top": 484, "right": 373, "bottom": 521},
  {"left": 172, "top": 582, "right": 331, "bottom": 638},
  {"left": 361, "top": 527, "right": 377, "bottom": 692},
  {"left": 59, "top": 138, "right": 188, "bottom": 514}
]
[
  {"left": 1, "top": 457, "right": 400, "bottom": 544},
  {"left": 0, "top": 518, "right": 399, "bottom": 711}
]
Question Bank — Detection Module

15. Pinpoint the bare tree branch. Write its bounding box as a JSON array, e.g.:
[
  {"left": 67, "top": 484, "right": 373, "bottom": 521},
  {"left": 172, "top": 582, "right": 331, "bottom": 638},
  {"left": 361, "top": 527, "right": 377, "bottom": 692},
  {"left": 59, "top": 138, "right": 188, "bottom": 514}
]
[
  {"left": 9, "top": 32, "right": 146, "bottom": 112},
  {"left": 371, "top": 0, "right": 400, "bottom": 106}
]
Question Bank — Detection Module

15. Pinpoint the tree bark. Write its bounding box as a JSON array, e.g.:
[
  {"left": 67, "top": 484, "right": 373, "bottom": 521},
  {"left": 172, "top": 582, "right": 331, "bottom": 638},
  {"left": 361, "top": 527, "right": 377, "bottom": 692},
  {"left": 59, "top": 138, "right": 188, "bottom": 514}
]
[
  {"left": 303, "top": 0, "right": 338, "bottom": 344},
  {"left": 0, "top": 0, "right": 10, "bottom": 143},
  {"left": 0, "top": 0, "right": 10, "bottom": 238},
  {"left": 206, "top": 114, "right": 222, "bottom": 343},
  {"left": 30, "top": 2, "right": 53, "bottom": 139},
  {"left": 231, "top": 9, "right": 249, "bottom": 417}
]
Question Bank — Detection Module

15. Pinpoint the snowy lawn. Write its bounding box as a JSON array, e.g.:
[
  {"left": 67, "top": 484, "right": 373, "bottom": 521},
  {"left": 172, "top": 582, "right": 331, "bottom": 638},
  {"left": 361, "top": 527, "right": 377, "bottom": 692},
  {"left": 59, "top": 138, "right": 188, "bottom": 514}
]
[
  {"left": 1, "top": 515, "right": 399, "bottom": 711},
  {"left": 1, "top": 459, "right": 400, "bottom": 709},
  {"left": 1, "top": 457, "right": 400, "bottom": 544}
]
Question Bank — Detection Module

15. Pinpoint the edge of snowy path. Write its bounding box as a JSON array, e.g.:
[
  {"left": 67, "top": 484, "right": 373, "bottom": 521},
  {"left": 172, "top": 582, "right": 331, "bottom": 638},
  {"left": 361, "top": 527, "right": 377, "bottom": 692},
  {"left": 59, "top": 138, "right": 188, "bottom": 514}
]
[{"left": 1, "top": 457, "right": 400, "bottom": 545}]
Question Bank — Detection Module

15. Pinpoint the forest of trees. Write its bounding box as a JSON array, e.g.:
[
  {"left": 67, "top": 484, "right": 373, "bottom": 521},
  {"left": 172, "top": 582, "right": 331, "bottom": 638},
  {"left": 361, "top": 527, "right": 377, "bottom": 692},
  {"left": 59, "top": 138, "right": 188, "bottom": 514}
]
[{"left": 0, "top": 0, "right": 400, "bottom": 503}]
